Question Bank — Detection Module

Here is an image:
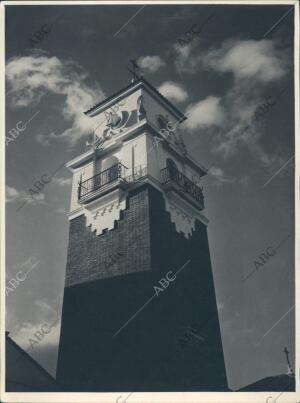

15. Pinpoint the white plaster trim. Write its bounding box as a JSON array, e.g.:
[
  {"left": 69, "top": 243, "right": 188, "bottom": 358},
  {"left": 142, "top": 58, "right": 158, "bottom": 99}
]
[
  {"left": 68, "top": 207, "right": 84, "bottom": 221},
  {"left": 68, "top": 175, "right": 208, "bottom": 240},
  {"left": 162, "top": 189, "right": 209, "bottom": 238},
  {"left": 85, "top": 198, "right": 126, "bottom": 235},
  {"left": 166, "top": 190, "right": 209, "bottom": 226},
  {"left": 66, "top": 149, "right": 94, "bottom": 171},
  {"left": 163, "top": 195, "right": 195, "bottom": 239},
  {"left": 129, "top": 175, "right": 208, "bottom": 236},
  {"left": 144, "top": 176, "right": 209, "bottom": 228},
  {"left": 70, "top": 189, "right": 127, "bottom": 235}
]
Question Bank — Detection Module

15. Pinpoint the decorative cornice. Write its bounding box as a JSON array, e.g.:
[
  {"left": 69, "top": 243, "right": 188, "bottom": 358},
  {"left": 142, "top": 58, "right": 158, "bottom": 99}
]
[
  {"left": 84, "top": 77, "right": 186, "bottom": 122},
  {"left": 65, "top": 120, "right": 148, "bottom": 171}
]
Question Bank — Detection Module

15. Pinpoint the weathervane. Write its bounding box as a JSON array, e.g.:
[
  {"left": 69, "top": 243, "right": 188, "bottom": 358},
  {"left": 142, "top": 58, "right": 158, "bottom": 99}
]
[{"left": 127, "top": 59, "right": 142, "bottom": 82}]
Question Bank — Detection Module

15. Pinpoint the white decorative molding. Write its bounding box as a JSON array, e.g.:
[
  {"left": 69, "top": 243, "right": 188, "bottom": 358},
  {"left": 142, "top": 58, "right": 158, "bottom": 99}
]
[
  {"left": 164, "top": 196, "right": 195, "bottom": 239},
  {"left": 81, "top": 189, "right": 127, "bottom": 235},
  {"left": 85, "top": 201, "right": 126, "bottom": 235},
  {"left": 163, "top": 189, "right": 209, "bottom": 238}
]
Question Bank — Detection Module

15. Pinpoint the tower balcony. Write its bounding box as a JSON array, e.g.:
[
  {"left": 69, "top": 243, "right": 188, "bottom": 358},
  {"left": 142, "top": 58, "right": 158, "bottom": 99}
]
[
  {"left": 78, "top": 162, "right": 204, "bottom": 211},
  {"left": 161, "top": 166, "right": 205, "bottom": 210},
  {"left": 124, "top": 164, "right": 147, "bottom": 183},
  {"left": 78, "top": 163, "right": 128, "bottom": 203}
]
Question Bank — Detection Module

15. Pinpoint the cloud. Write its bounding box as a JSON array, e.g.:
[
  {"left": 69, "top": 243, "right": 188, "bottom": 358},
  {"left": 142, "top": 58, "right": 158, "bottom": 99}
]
[
  {"left": 209, "top": 166, "right": 235, "bottom": 185},
  {"left": 34, "top": 298, "right": 58, "bottom": 317},
  {"left": 6, "top": 185, "right": 45, "bottom": 205},
  {"left": 172, "top": 37, "right": 288, "bottom": 81},
  {"left": 36, "top": 133, "right": 51, "bottom": 146},
  {"left": 177, "top": 38, "right": 289, "bottom": 164},
  {"left": 184, "top": 96, "right": 225, "bottom": 130},
  {"left": 10, "top": 319, "right": 60, "bottom": 378},
  {"left": 203, "top": 39, "right": 287, "bottom": 82},
  {"left": 158, "top": 81, "right": 188, "bottom": 103},
  {"left": 55, "top": 207, "right": 67, "bottom": 214},
  {"left": 138, "top": 55, "right": 165, "bottom": 73},
  {"left": 6, "top": 55, "right": 105, "bottom": 146},
  {"left": 12, "top": 315, "right": 60, "bottom": 351},
  {"left": 209, "top": 79, "right": 288, "bottom": 163},
  {"left": 6, "top": 256, "right": 40, "bottom": 280},
  {"left": 52, "top": 176, "right": 72, "bottom": 186},
  {"left": 10, "top": 297, "right": 60, "bottom": 341},
  {"left": 172, "top": 42, "right": 198, "bottom": 75},
  {"left": 192, "top": 166, "right": 235, "bottom": 187},
  {"left": 6, "top": 186, "right": 20, "bottom": 203}
]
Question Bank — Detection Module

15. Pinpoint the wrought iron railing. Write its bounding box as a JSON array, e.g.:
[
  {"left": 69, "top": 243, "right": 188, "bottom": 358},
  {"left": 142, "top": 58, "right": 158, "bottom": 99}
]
[
  {"left": 78, "top": 163, "right": 127, "bottom": 199},
  {"left": 161, "top": 166, "right": 204, "bottom": 209},
  {"left": 125, "top": 165, "right": 147, "bottom": 183}
]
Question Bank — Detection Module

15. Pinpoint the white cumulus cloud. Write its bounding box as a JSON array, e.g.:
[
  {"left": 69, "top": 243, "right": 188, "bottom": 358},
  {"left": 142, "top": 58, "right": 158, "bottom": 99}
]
[
  {"left": 6, "top": 186, "right": 20, "bottom": 203},
  {"left": 138, "top": 55, "right": 165, "bottom": 73},
  {"left": 184, "top": 96, "right": 225, "bottom": 130},
  {"left": 176, "top": 38, "right": 289, "bottom": 164},
  {"left": 6, "top": 54, "right": 105, "bottom": 146},
  {"left": 203, "top": 39, "right": 287, "bottom": 82},
  {"left": 6, "top": 185, "right": 45, "bottom": 205},
  {"left": 158, "top": 81, "right": 188, "bottom": 103}
]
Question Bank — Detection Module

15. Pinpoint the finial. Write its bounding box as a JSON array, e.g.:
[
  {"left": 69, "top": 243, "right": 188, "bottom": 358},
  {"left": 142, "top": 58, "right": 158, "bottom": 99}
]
[{"left": 284, "top": 347, "right": 294, "bottom": 376}]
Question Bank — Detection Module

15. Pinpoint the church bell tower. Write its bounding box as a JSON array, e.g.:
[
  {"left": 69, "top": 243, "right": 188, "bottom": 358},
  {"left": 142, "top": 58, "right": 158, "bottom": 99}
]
[{"left": 56, "top": 76, "right": 227, "bottom": 391}]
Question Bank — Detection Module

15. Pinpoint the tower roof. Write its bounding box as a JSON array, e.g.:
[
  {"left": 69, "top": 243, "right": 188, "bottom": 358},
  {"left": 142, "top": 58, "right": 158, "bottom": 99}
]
[{"left": 84, "top": 76, "right": 187, "bottom": 122}]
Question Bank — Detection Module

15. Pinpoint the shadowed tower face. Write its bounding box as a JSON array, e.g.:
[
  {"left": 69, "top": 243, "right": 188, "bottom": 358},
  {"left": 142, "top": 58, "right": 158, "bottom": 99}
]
[{"left": 56, "top": 76, "right": 228, "bottom": 391}]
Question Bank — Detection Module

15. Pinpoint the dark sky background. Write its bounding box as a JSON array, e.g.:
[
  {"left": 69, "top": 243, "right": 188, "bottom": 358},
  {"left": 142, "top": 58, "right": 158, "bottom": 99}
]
[{"left": 5, "top": 3, "right": 295, "bottom": 391}]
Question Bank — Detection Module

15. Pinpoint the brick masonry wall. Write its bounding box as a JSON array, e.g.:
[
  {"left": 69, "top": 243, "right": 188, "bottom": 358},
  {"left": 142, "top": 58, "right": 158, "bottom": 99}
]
[
  {"left": 57, "top": 183, "right": 228, "bottom": 391},
  {"left": 65, "top": 185, "right": 151, "bottom": 286}
]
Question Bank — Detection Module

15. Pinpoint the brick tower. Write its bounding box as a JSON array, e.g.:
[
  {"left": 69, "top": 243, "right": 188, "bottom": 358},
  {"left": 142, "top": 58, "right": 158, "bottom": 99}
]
[{"left": 56, "top": 76, "right": 228, "bottom": 391}]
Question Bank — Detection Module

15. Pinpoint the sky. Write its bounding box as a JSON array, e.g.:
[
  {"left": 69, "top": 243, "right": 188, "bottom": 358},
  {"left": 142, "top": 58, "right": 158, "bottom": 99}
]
[{"left": 5, "top": 2, "right": 295, "bottom": 391}]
